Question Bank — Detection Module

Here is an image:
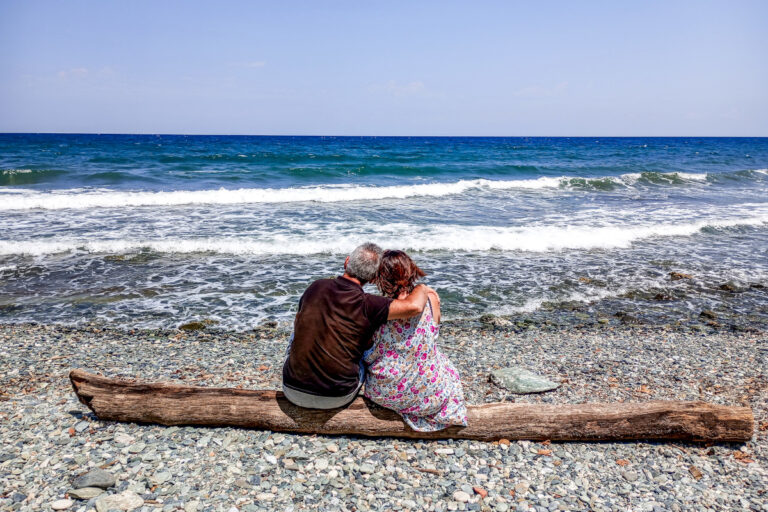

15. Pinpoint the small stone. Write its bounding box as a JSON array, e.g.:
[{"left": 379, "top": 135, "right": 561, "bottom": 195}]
[
  {"left": 326, "top": 443, "right": 339, "bottom": 453},
  {"left": 453, "top": 490, "right": 471, "bottom": 503},
  {"left": 480, "top": 314, "right": 512, "bottom": 327},
  {"left": 286, "top": 449, "right": 309, "bottom": 459},
  {"left": 264, "top": 454, "right": 277, "bottom": 465},
  {"left": 68, "top": 487, "right": 104, "bottom": 500},
  {"left": 622, "top": 470, "right": 639, "bottom": 482},
  {"left": 514, "top": 481, "right": 530, "bottom": 495},
  {"left": 72, "top": 469, "right": 116, "bottom": 489},
  {"left": 113, "top": 433, "right": 134, "bottom": 445},
  {"left": 51, "top": 499, "right": 74, "bottom": 510},
  {"left": 435, "top": 448, "right": 454, "bottom": 455},
  {"left": 74, "top": 421, "right": 89, "bottom": 433},
  {"left": 473, "top": 486, "right": 488, "bottom": 498},
  {"left": 689, "top": 465, "right": 703, "bottom": 480},
  {"left": 255, "top": 492, "right": 275, "bottom": 501},
  {"left": 126, "top": 442, "right": 145, "bottom": 454},
  {"left": 94, "top": 490, "right": 143, "bottom": 512},
  {"left": 360, "top": 463, "right": 375, "bottom": 473},
  {"left": 151, "top": 471, "right": 171, "bottom": 484},
  {"left": 490, "top": 367, "right": 560, "bottom": 394},
  {"left": 184, "top": 501, "right": 200, "bottom": 512},
  {"left": 315, "top": 458, "right": 329, "bottom": 471}
]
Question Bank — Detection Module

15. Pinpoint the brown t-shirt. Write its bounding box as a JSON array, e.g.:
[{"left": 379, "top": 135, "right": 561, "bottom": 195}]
[{"left": 282, "top": 276, "right": 393, "bottom": 397}]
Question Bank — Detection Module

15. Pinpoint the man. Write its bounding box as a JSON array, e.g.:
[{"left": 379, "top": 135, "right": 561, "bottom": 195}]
[{"left": 282, "top": 242, "right": 430, "bottom": 409}]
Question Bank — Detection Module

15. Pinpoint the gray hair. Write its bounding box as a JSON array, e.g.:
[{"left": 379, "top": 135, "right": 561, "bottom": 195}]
[{"left": 346, "top": 242, "right": 383, "bottom": 283}]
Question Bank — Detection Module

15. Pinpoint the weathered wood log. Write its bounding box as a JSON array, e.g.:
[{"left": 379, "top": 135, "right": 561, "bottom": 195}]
[{"left": 70, "top": 369, "right": 753, "bottom": 442}]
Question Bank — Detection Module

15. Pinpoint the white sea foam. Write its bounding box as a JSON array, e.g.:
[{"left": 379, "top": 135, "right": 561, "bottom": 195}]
[
  {"left": 2, "top": 214, "right": 765, "bottom": 256},
  {"left": 489, "top": 286, "right": 633, "bottom": 316},
  {"left": 674, "top": 172, "right": 709, "bottom": 181},
  {"left": 0, "top": 188, "right": 37, "bottom": 194},
  {"left": 619, "top": 171, "right": 708, "bottom": 184},
  {"left": 0, "top": 170, "right": 728, "bottom": 211},
  {"left": 0, "top": 179, "right": 553, "bottom": 210},
  {"left": 1, "top": 169, "right": 33, "bottom": 175}
]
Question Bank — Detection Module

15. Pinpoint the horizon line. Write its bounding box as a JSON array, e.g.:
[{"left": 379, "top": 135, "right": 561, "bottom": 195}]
[{"left": 1, "top": 132, "right": 767, "bottom": 138}]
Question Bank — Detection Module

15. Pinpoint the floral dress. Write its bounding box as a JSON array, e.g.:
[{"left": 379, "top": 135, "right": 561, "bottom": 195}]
[{"left": 363, "top": 299, "right": 468, "bottom": 432}]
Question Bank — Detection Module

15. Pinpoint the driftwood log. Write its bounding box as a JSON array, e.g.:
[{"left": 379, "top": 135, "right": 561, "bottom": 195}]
[{"left": 70, "top": 369, "right": 753, "bottom": 442}]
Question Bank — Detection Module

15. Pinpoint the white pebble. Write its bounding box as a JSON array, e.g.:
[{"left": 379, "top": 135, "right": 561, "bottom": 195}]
[
  {"left": 50, "top": 499, "right": 73, "bottom": 510},
  {"left": 453, "top": 490, "right": 471, "bottom": 503}
]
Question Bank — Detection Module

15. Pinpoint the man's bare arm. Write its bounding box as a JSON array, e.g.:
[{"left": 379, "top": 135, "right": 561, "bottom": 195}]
[{"left": 387, "top": 284, "right": 430, "bottom": 320}]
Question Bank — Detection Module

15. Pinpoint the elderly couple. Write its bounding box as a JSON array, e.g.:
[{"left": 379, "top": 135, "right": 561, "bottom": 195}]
[{"left": 282, "top": 243, "right": 467, "bottom": 432}]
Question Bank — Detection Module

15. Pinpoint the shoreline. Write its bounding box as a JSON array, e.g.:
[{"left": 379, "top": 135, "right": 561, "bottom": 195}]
[{"left": 1, "top": 322, "right": 766, "bottom": 511}]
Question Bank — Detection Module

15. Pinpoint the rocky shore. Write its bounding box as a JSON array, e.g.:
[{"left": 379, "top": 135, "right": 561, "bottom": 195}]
[{"left": 1, "top": 321, "right": 766, "bottom": 511}]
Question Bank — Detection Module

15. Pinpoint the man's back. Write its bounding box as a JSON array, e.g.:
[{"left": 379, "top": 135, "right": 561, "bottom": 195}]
[{"left": 282, "top": 276, "right": 391, "bottom": 397}]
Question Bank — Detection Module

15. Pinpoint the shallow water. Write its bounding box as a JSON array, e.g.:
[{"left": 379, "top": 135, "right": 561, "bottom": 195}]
[{"left": 1, "top": 135, "right": 767, "bottom": 329}]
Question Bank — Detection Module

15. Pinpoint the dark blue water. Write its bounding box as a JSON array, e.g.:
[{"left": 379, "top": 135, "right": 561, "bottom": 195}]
[
  {"left": 1, "top": 134, "right": 767, "bottom": 330},
  {"left": 2, "top": 134, "right": 766, "bottom": 190}
]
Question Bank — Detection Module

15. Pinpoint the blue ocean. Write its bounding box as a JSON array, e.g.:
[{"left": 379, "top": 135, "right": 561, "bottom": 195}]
[{"left": 1, "top": 134, "right": 767, "bottom": 330}]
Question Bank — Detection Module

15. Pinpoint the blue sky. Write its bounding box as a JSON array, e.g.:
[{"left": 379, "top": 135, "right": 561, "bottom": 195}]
[{"left": 1, "top": 1, "right": 766, "bottom": 135}]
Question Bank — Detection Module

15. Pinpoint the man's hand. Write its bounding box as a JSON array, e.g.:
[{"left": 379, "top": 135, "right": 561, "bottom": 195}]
[{"left": 387, "top": 284, "right": 429, "bottom": 320}]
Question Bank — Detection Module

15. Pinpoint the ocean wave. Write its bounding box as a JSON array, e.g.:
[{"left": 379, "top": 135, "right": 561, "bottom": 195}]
[
  {"left": 1, "top": 168, "right": 67, "bottom": 186},
  {"left": 2, "top": 215, "right": 766, "bottom": 256},
  {"left": 0, "top": 178, "right": 563, "bottom": 210},
  {"left": 489, "top": 286, "right": 633, "bottom": 316},
  {"left": 1, "top": 169, "right": 34, "bottom": 175},
  {"left": 1, "top": 169, "right": 761, "bottom": 210}
]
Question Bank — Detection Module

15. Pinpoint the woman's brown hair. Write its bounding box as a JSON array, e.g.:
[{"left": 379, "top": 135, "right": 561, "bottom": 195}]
[{"left": 375, "top": 250, "right": 426, "bottom": 298}]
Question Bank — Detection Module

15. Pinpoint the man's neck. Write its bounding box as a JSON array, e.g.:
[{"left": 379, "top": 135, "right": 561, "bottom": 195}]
[{"left": 341, "top": 273, "right": 364, "bottom": 287}]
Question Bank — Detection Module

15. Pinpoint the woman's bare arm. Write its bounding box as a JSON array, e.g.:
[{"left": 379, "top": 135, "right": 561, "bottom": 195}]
[{"left": 427, "top": 290, "right": 441, "bottom": 324}]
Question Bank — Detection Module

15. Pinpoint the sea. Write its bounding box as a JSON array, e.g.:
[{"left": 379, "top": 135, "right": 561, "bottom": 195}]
[{"left": 1, "top": 134, "right": 767, "bottom": 331}]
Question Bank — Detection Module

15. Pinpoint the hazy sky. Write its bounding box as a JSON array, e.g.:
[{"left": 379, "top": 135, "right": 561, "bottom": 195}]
[{"left": 1, "top": 1, "right": 766, "bottom": 135}]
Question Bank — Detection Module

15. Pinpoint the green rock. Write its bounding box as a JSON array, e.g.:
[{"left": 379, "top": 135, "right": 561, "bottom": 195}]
[
  {"left": 490, "top": 367, "right": 560, "bottom": 394},
  {"left": 178, "top": 321, "right": 206, "bottom": 331}
]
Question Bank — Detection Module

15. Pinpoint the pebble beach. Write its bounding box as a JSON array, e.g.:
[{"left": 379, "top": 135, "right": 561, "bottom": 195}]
[{"left": 1, "top": 321, "right": 766, "bottom": 512}]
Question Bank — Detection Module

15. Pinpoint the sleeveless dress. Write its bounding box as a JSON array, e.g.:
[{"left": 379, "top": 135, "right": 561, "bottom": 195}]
[{"left": 363, "top": 299, "right": 468, "bottom": 432}]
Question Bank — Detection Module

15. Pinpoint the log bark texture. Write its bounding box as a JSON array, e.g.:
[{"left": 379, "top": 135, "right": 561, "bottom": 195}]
[{"left": 70, "top": 369, "right": 753, "bottom": 442}]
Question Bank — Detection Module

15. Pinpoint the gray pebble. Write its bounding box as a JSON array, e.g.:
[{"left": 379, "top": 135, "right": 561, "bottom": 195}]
[{"left": 72, "top": 468, "right": 117, "bottom": 489}]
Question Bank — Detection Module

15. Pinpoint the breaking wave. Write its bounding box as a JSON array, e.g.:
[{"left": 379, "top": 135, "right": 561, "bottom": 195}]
[
  {"left": 0, "top": 169, "right": 765, "bottom": 211},
  {"left": 2, "top": 214, "right": 766, "bottom": 256}
]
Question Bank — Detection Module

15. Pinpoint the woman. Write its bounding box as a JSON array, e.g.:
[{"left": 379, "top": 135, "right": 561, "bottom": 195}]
[{"left": 363, "top": 250, "right": 467, "bottom": 432}]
